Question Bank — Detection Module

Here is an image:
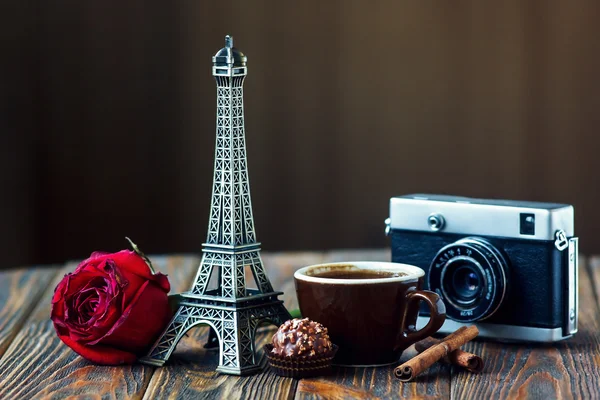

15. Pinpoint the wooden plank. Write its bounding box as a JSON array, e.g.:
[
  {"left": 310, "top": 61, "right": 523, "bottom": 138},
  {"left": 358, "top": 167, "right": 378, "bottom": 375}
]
[
  {"left": 262, "top": 251, "right": 326, "bottom": 313},
  {"left": 296, "top": 353, "right": 450, "bottom": 400},
  {"left": 142, "top": 326, "right": 296, "bottom": 399},
  {"left": 0, "top": 255, "right": 199, "bottom": 400},
  {"left": 451, "top": 258, "right": 600, "bottom": 399},
  {"left": 262, "top": 251, "right": 327, "bottom": 287},
  {"left": 588, "top": 256, "right": 600, "bottom": 315},
  {"left": 0, "top": 267, "right": 58, "bottom": 359},
  {"left": 142, "top": 252, "right": 325, "bottom": 400}
]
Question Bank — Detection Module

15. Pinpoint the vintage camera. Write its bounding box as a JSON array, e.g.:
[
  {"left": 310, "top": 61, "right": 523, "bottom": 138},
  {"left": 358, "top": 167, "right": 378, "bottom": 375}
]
[{"left": 386, "top": 194, "right": 578, "bottom": 342}]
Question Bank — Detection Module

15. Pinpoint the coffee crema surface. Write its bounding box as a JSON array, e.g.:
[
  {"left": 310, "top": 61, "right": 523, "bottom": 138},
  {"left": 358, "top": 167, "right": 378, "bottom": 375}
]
[{"left": 312, "top": 269, "right": 407, "bottom": 280}]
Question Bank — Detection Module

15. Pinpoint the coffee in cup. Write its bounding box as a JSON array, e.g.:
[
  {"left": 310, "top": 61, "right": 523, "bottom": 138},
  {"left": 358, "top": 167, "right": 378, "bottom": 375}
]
[{"left": 294, "top": 262, "right": 446, "bottom": 366}]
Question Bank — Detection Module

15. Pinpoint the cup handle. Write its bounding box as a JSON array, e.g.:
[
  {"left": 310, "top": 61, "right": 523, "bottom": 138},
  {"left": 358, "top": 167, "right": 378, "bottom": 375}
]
[{"left": 400, "top": 290, "right": 446, "bottom": 346}]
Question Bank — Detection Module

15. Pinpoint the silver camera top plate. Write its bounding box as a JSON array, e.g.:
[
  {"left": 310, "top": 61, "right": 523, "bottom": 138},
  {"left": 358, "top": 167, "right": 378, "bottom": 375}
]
[{"left": 389, "top": 194, "right": 574, "bottom": 241}]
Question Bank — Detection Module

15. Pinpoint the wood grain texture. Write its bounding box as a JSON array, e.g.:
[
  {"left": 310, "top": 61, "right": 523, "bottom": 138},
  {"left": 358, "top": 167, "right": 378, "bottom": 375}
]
[
  {"left": 262, "top": 251, "right": 329, "bottom": 313},
  {"left": 0, "top": 255, "right": 199, "bottom": 400},
  {"left": 451, "top": 258, "right": 600, "bottom": 400},
  {"left": 262, "top": 252, "right": 327, "bottom": 287},
  {"left": 2, "top": 250, "right": 599, "bottom": 400},
  {"left": 142, "top": 326, "right": 295, "bottom": 400},
  {"left": 295, "top": 346, "right": 450, "bottom": 400},
  {"left": 588, "top": 256, "right": 600, "bottom": 314},
  {"left": 0, "top": 267, "right": 57, "bottom": 359}
]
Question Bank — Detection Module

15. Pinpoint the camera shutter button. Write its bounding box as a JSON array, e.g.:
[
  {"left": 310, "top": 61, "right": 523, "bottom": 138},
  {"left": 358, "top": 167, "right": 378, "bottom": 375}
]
[{"left": 428, "top": 213, "right": 445, "bottom": 231}]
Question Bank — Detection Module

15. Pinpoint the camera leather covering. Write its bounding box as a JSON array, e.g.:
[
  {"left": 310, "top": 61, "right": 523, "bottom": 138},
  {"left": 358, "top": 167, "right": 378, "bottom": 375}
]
[{"left": 391, "top": 230, "right": 566, "bottom": 329}]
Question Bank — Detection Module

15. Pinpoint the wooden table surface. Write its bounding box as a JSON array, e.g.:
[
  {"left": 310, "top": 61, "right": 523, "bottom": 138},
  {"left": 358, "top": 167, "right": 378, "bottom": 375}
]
[{"left": 0, "top": 249, "right": 599, "bottom": 400}]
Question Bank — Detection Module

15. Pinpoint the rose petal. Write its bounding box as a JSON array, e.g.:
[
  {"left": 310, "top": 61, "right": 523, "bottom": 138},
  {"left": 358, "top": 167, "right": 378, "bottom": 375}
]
[
  {"left": 88, "top": 280, "right": 171, "bottom": 354},
  {"left": 65, "top": 274, "right": 120, "bottom": 321},
  {"left": 52, "top": 274, "right": 70, "bottom": 304},
  {"left": 51, "top": 275, "right": 71, "bottom": 324},
  {"left": 79, "top": 250, "right": 170, "bottom": 294},
  {"left": 68, "top": 291, "right": 123, "bottom": 343},
  {"left": 113, "top": 251, "right": 170, "bottom": 293},
  {"left": 89, "top": 251, "right": 110, "bottom": 259},
  {"left": 51, "top": 248, "right": 173, "bottom": 365},
  {"left": 75, "top": 293, "right": 96, "bottom": 320},
  {"left": 57, "top": 334, "right": 137, "bottom": 365},
  {"left": 149, "top": 272, "right": 170, "bottom": 293},
  {"left": 62, "top": 271, "right": 106, "bottom": 298}
]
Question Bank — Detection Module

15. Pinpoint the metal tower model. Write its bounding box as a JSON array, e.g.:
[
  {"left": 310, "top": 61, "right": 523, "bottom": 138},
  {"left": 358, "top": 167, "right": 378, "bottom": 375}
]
[{"left": 140, "top": 35, "right": 291, "bottom": 375}]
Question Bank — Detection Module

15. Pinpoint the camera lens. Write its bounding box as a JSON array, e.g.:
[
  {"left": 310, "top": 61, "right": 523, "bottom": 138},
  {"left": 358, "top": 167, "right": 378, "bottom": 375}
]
[
  {"left": 448, "top": 265, "right": 483, "bottom": 304},
  {"left": 427, "top": 237, "right": 508, "bottom": 322}
]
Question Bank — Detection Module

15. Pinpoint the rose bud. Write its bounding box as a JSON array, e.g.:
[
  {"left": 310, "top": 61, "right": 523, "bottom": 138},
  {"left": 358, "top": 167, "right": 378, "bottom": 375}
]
[{"left": 51, "top": 247, "right": 172, "bottom": 365}]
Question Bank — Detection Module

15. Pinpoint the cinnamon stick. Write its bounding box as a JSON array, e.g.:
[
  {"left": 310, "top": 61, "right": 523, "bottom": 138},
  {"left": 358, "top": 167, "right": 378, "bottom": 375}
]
[
  {"left": 394, "top": 326, "right": 479, "bottom": 382},
  {"left": 415, "top": 337, "right": 483, "bottom": 373}
]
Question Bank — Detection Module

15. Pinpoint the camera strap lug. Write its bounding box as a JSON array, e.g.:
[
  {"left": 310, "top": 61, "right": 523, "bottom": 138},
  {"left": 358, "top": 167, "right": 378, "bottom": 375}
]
[
  {"left": 554, "top": 230, "right": 569, "bottom": 251},
  {"left": 385, "top": 218, "right": 391, "bottom": 236}
]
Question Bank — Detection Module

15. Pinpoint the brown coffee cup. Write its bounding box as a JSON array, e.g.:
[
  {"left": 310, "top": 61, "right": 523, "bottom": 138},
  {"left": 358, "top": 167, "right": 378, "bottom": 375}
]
[{"left": 294, "top": 261, "right": 446, "bottom": 366}]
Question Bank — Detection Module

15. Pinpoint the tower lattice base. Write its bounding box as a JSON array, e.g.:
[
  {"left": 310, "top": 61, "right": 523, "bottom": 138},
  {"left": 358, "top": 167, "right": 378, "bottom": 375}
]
[{"left": 139, "top": 291, "right": 290, "bottom": 375}]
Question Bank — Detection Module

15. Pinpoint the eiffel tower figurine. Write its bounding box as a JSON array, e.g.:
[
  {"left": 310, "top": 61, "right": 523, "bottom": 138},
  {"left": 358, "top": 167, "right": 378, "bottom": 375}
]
[{"left": 140, "top": 35, "right": 291, "bottom": 375}]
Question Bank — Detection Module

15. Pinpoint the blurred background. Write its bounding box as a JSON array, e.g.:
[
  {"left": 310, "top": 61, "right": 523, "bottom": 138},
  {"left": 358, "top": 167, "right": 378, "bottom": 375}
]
[{"left": 1, "top": 2, "right": 599, "bottom": 268}]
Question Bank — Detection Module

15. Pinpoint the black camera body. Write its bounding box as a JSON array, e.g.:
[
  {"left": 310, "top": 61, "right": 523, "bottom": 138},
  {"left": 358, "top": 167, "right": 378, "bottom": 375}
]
[{"left": 387, "top": 194, "right": 578, "bottom": 342}]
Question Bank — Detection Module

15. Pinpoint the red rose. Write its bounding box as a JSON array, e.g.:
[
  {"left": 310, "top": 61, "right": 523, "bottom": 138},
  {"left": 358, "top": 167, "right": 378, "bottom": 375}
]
[{"left": 51, "top": 249, "right": 172, "bottom": 365}]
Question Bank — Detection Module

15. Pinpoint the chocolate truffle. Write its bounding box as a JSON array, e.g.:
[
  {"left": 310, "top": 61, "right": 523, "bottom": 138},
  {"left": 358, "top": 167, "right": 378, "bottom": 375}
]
[{"left": 271, "top": 318, "right": 333, "bottom": 358}]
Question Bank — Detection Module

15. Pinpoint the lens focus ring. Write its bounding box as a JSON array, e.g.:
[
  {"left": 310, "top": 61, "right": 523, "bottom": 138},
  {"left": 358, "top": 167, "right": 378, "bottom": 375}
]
[{"left": 427, "top": 237, "right": 508, "bottom": 322}]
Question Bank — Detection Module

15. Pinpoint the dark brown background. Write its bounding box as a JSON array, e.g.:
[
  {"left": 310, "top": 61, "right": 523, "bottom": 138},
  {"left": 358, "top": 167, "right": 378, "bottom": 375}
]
[{"left": 1, "top": 1, "right": 599, "bottom": 268}]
